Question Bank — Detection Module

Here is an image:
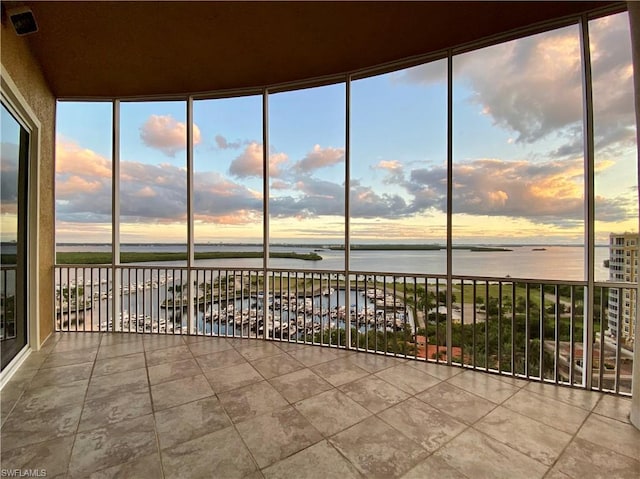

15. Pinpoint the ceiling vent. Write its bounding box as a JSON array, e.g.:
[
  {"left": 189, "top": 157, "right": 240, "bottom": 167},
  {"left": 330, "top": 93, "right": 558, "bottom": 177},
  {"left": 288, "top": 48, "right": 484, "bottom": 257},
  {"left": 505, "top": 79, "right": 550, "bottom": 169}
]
[{"left": 8, "top": 6, "right": 38, "bottom": 36}]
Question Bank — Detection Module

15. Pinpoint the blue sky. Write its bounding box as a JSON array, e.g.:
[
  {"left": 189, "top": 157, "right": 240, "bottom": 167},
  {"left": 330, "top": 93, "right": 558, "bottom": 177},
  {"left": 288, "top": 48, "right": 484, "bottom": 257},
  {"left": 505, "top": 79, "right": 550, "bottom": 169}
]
[{"left": 50, "top": 12, "right": 637, "bottom": 245}]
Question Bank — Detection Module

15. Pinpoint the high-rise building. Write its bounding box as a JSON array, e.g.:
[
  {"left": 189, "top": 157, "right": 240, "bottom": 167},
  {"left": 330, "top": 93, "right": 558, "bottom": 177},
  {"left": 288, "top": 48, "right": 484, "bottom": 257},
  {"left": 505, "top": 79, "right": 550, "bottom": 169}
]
[{"left": 608, "top": 232, "right": 638, "bottom": 348}]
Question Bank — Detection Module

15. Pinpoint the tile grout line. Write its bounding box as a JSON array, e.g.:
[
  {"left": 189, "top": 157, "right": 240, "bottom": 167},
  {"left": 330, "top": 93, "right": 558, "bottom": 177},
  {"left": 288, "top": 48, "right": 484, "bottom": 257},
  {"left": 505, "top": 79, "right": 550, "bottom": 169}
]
[{"left": 540, "top": 393, "right": 605, "bottom": 478}]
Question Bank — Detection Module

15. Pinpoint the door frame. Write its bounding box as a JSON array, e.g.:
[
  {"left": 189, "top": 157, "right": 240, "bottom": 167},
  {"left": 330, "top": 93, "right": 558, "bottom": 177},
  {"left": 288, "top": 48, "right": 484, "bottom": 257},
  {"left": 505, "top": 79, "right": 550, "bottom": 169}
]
[{"left": 0, "top": 65, "right": 41, "bottom": 385}]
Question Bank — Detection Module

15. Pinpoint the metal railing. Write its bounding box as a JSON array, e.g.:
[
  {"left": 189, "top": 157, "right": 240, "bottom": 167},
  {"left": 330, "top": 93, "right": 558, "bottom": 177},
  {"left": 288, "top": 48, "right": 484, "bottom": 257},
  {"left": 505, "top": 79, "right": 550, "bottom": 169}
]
[
  {"left": 1, "top": 265, "right": 17, "bottom": 341},
  {"left": 54, "top": 264, "right": 636, "bottom": 395}
]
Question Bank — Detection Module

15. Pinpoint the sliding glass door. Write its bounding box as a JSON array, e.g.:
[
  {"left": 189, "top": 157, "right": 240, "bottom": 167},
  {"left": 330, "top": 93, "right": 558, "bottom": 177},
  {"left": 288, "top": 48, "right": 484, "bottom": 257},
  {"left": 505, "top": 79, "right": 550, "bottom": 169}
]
[{"left": 1, "top": 102, "right": 29, "bottom": 371}]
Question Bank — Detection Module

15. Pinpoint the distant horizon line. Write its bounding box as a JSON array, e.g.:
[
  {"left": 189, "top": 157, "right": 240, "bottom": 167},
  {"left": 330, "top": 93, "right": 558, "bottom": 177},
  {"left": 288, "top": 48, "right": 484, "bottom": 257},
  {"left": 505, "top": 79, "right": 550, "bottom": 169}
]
[{"left": 52, "top": 241, "right": 610, "bottom": 247}]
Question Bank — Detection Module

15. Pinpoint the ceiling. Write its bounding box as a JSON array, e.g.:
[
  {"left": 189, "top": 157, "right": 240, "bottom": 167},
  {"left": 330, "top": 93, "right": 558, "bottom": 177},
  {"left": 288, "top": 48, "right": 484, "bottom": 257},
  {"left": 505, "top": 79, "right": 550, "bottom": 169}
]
[{"left": 5, "top": 1, "right": 622, "bottom": 99}]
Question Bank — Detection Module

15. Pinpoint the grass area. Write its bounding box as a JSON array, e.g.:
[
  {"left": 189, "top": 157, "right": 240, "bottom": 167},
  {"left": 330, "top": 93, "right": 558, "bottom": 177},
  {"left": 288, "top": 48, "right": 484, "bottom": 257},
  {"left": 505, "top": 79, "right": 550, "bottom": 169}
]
[
  {"left": 452, "top": 282, "right": 581, "bottom": 309},
  {"left": 56, "top": 251, "right": 322, "bottom": 265}
]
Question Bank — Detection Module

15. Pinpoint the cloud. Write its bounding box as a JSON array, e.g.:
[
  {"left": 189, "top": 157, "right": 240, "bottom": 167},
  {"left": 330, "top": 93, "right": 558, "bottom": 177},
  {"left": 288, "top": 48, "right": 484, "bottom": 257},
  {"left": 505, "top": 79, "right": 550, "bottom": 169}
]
[
  {"left": 270, "top": 180, "right": 291, "bottom": 190},
  {"left": 374, "top": 159, "right": 405, "bottom": 185},
  {"left": 228, "top": 142, "right": 288, "bottom": 178},
  {"left": 215, "top": 134, "right": 243, "bottom": 150},
  {"left": 397, "top": 14, "right": 635, "bottom": 158},
  {"left": 270, "top": 177, "right": 345, "bottom": 218},
  {"left": 139, "top": 115, "right": 201, "bottom": 157},
  {"left": 0, "top": 145, "right": 18, "bottom": 203},
  {"left": 408, "top": 157, "right": 632, "bottom": 225},
  {"left": 55, "top": 139, "right": 112, "bottom": 221},
  {"left": 56, "top": 138, "right": 112, "bottom": 178},
  {"left": 293, "top": 145, "right": 344, "bottom": 174}
]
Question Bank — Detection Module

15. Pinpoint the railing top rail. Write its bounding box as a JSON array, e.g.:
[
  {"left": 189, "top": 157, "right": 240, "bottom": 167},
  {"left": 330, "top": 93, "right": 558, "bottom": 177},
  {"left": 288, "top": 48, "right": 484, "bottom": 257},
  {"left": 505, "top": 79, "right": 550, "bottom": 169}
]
[
  {"left": 54, "top": 263, "right": 112, "bottom": 268},
  {"left": 53, "top": 264, "right": 638, "bottom": 289},
  {"left": 595, "top": 281, "right": 639, "bottom": 290}
]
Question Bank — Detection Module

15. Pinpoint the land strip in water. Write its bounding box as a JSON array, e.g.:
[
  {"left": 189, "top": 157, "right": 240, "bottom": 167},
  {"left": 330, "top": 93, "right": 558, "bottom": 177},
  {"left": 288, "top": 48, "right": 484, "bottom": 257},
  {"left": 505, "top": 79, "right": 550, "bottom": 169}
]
[{"left": 55, "top": 251, "right": 322, "bottom": 265}]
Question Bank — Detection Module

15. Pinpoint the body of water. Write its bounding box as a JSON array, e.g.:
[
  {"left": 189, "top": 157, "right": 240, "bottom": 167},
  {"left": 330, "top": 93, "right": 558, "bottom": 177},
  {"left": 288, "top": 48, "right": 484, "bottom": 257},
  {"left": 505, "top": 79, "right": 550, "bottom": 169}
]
[{"left": 56, "top": 244, "right": 612, "bottom": 282}]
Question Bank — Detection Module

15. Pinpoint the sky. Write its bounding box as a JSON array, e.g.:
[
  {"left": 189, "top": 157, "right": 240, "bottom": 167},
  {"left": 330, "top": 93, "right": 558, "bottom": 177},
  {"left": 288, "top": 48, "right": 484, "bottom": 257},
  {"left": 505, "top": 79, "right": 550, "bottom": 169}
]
[{"left": 42, "top": 12, "right": 639, "bottom": 245}]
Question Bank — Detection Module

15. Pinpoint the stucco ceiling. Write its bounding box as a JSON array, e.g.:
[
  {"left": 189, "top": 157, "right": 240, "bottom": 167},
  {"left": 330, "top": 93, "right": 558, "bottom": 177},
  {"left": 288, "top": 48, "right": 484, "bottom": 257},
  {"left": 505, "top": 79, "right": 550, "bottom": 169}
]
[{"left": 7, "top": 1, "right": 623, "bottom": 98}]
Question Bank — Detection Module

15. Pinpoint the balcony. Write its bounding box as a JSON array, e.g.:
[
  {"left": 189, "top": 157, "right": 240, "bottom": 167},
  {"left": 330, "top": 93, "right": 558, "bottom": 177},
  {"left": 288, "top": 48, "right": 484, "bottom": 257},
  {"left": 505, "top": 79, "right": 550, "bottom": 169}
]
[
  {"left": 4, "top": 264, "right": 639, "bottom": 476},
  {"left": 2, "top": 330, "right": 639, "bottom": 477}
]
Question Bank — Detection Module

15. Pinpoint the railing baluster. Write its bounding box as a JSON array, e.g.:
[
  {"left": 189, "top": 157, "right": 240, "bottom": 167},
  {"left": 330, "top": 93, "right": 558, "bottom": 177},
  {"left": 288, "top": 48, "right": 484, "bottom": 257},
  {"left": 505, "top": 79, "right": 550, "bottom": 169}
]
[{"left": 50, "top": 265, "right": 634, "bottom": 396}]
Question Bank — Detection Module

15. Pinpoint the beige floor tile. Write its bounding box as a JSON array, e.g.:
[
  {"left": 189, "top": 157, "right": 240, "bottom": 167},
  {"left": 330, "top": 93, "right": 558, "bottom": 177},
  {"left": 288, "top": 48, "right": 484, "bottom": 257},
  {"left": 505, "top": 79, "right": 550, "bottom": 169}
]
[
  {"left": 1, "top": 403, "right": 83, "bottom": 451},
  {"left": 251, "top": 353, "right": 305, "bottom": 379},
  {"left": 474, "top": 406, "right": 572, "bottom": 466},
  {"left": 401, "top": 454, "right": 470, "bottom": 479},
  {"left": 204, "top": 361, "right": 264, "bottom": 393},
  {"left": 346, "top": 351, "right": 406, "bottom": 372},
  {"left": 268, "top": 368, "right": 333, "bottom": 403},
  {"left": 416, "top": 381, "right": 496, "bottom": 424},
  {"left": 446, "top": 371, "right": 519, "bottom": 403},
  {"left": 150, "top": 374, "right": 214, "bottom": 411},
  {"left": 432, "top": 428, "right": 548, "bottom": 479},
  {"left": 524, "top": 381, "right": 602, "bottom": 411},
  {"left": 144, "top": 344, "right": 192, "bottom": 367},
  {"left": 262, "top": 440, "right": 361, "bottom": 479},
  {"left": 147, "top": 358, "right": 202, "bottom": 385},
  {"left": 41, "top": 347, "right": 98, "bottom": 369},
  {"left": 329, "top": 416, "right": 429, "bottom": 479},
  {"left": 18, "top": 379, "right": 89, "bottom": 412},
  {"left": 96, "top": 341, "right": 145, "bottom": 360},
  {"left": 52, "top": 334, "right": 102, "bottom": 352},
  {"left": 142, "top": 334, "right": 186, "bottom": 351},
  {"left": 78, "top": 385, "right": 152, "bottom": 432},
  {"left": 87, "top": 367, "right": 148, "bottom": 400},
  {"left": 502, "top": 389, "right": 589, "bottom": 435},
  {"left": 0, "top": 435, "right": 74, "bottom": 478},
  {"left": 155, "top": 396, "right": 231, "bottom": 449},
  {"left": 218, "top": 380, "right": 288, "bottom": 423},
  {"left": 593, "top": 394, "right": 632, "bottom": 423},
  {"left": 236, "top": 405, "right": 322, "bottom": 468},
  {"left": 554, "top": 437, "right": 640, "bottom": 479},
  {"left": 195, "top": 348, "right": 246, "bottom": 371},
  {"left": 186, "top": 337, "right": 234, "bottom": 356},
  {"left": 287, "top": 346, "right": 343, "bottom": 367},
  {"left": 339, "top": 374, "right": 410, "bottom": 413},
  {"left": 406, "top": 360, "right": 464, "bottom": 380},
  {"left": 68, "top": 414, "right": 157, "bottom": 477},
  {"left": 577, "top": 413, "right": 640, "bottom": 460},
  {"left": 378, "top": 397, "right": 467, "bottom": 453},
  {"left": 311, "top": 357, "right": 369, "bottom": 387},
  {"left": 161, "top": 426, "right": 257, "bottom": 479},
  {"left": 375, "top": 363, "right": 441, "bottom": 394},
  {"left": 235, "top": 342, "right": 285, "bottom": 361},
  {"left": 92, "top": 352, "right": 146, "bottom": 377},
  {"left": 294, "top": 388, "right": 371, "bottom": 436},
  {"left": 87, "top": 453, "right": 163, "bottom": 479},
  {"left": 28, "top": 362, "right": 93, "bottom": 389}
]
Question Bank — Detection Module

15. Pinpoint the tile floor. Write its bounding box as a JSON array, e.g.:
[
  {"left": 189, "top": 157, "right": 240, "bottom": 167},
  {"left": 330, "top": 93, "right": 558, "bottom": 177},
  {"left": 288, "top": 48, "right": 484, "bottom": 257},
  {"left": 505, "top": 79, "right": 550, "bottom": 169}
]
[{"left": 1, "top": 332, "right": 638, "bottom": 478}]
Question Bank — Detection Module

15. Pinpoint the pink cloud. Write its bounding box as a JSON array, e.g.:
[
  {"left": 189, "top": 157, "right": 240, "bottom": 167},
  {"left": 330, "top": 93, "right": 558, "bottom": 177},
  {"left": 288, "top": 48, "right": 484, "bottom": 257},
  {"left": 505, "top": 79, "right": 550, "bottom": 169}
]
[
  {"left": 229, "top": 142, "right": 288, "bottom": 178},
  {"left": 139, "top": 115, "right": 201, "bottom": 157},
  {"left": 294, "top": 144, "right": 344, "bottom": 173},
  {"left": 56, "top": 175, "right": 103, "bottom": 196},
  {"left": 56, "top": 138, "right": 111, "bottom": 178}
]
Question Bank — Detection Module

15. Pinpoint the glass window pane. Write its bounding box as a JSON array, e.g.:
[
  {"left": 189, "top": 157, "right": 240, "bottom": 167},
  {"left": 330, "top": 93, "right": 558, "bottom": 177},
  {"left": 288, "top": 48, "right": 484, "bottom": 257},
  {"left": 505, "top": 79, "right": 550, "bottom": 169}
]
[
  {"left": 119, "top": 101, "right": 187, "bottom": 263},
  {"left": 452, "top": 25, "right": 584, "bottom": 280},
  {"left": 590, "top": 11, "right": 637, "bottom": 392},
  {"left": 268, "top": 84, "right": 346, "bottom": 269},
  {"left": 591, "top": 12, "right": 638, "bottom": 282},
  {"left": 193, "top": 95, "right": 264, "bottom": 267},
  {"left": 55, "top": 101, "right": 113, "bottom": 262},
  {"left": 350, "top": 61, "right": 448, "bottom": 274}
]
